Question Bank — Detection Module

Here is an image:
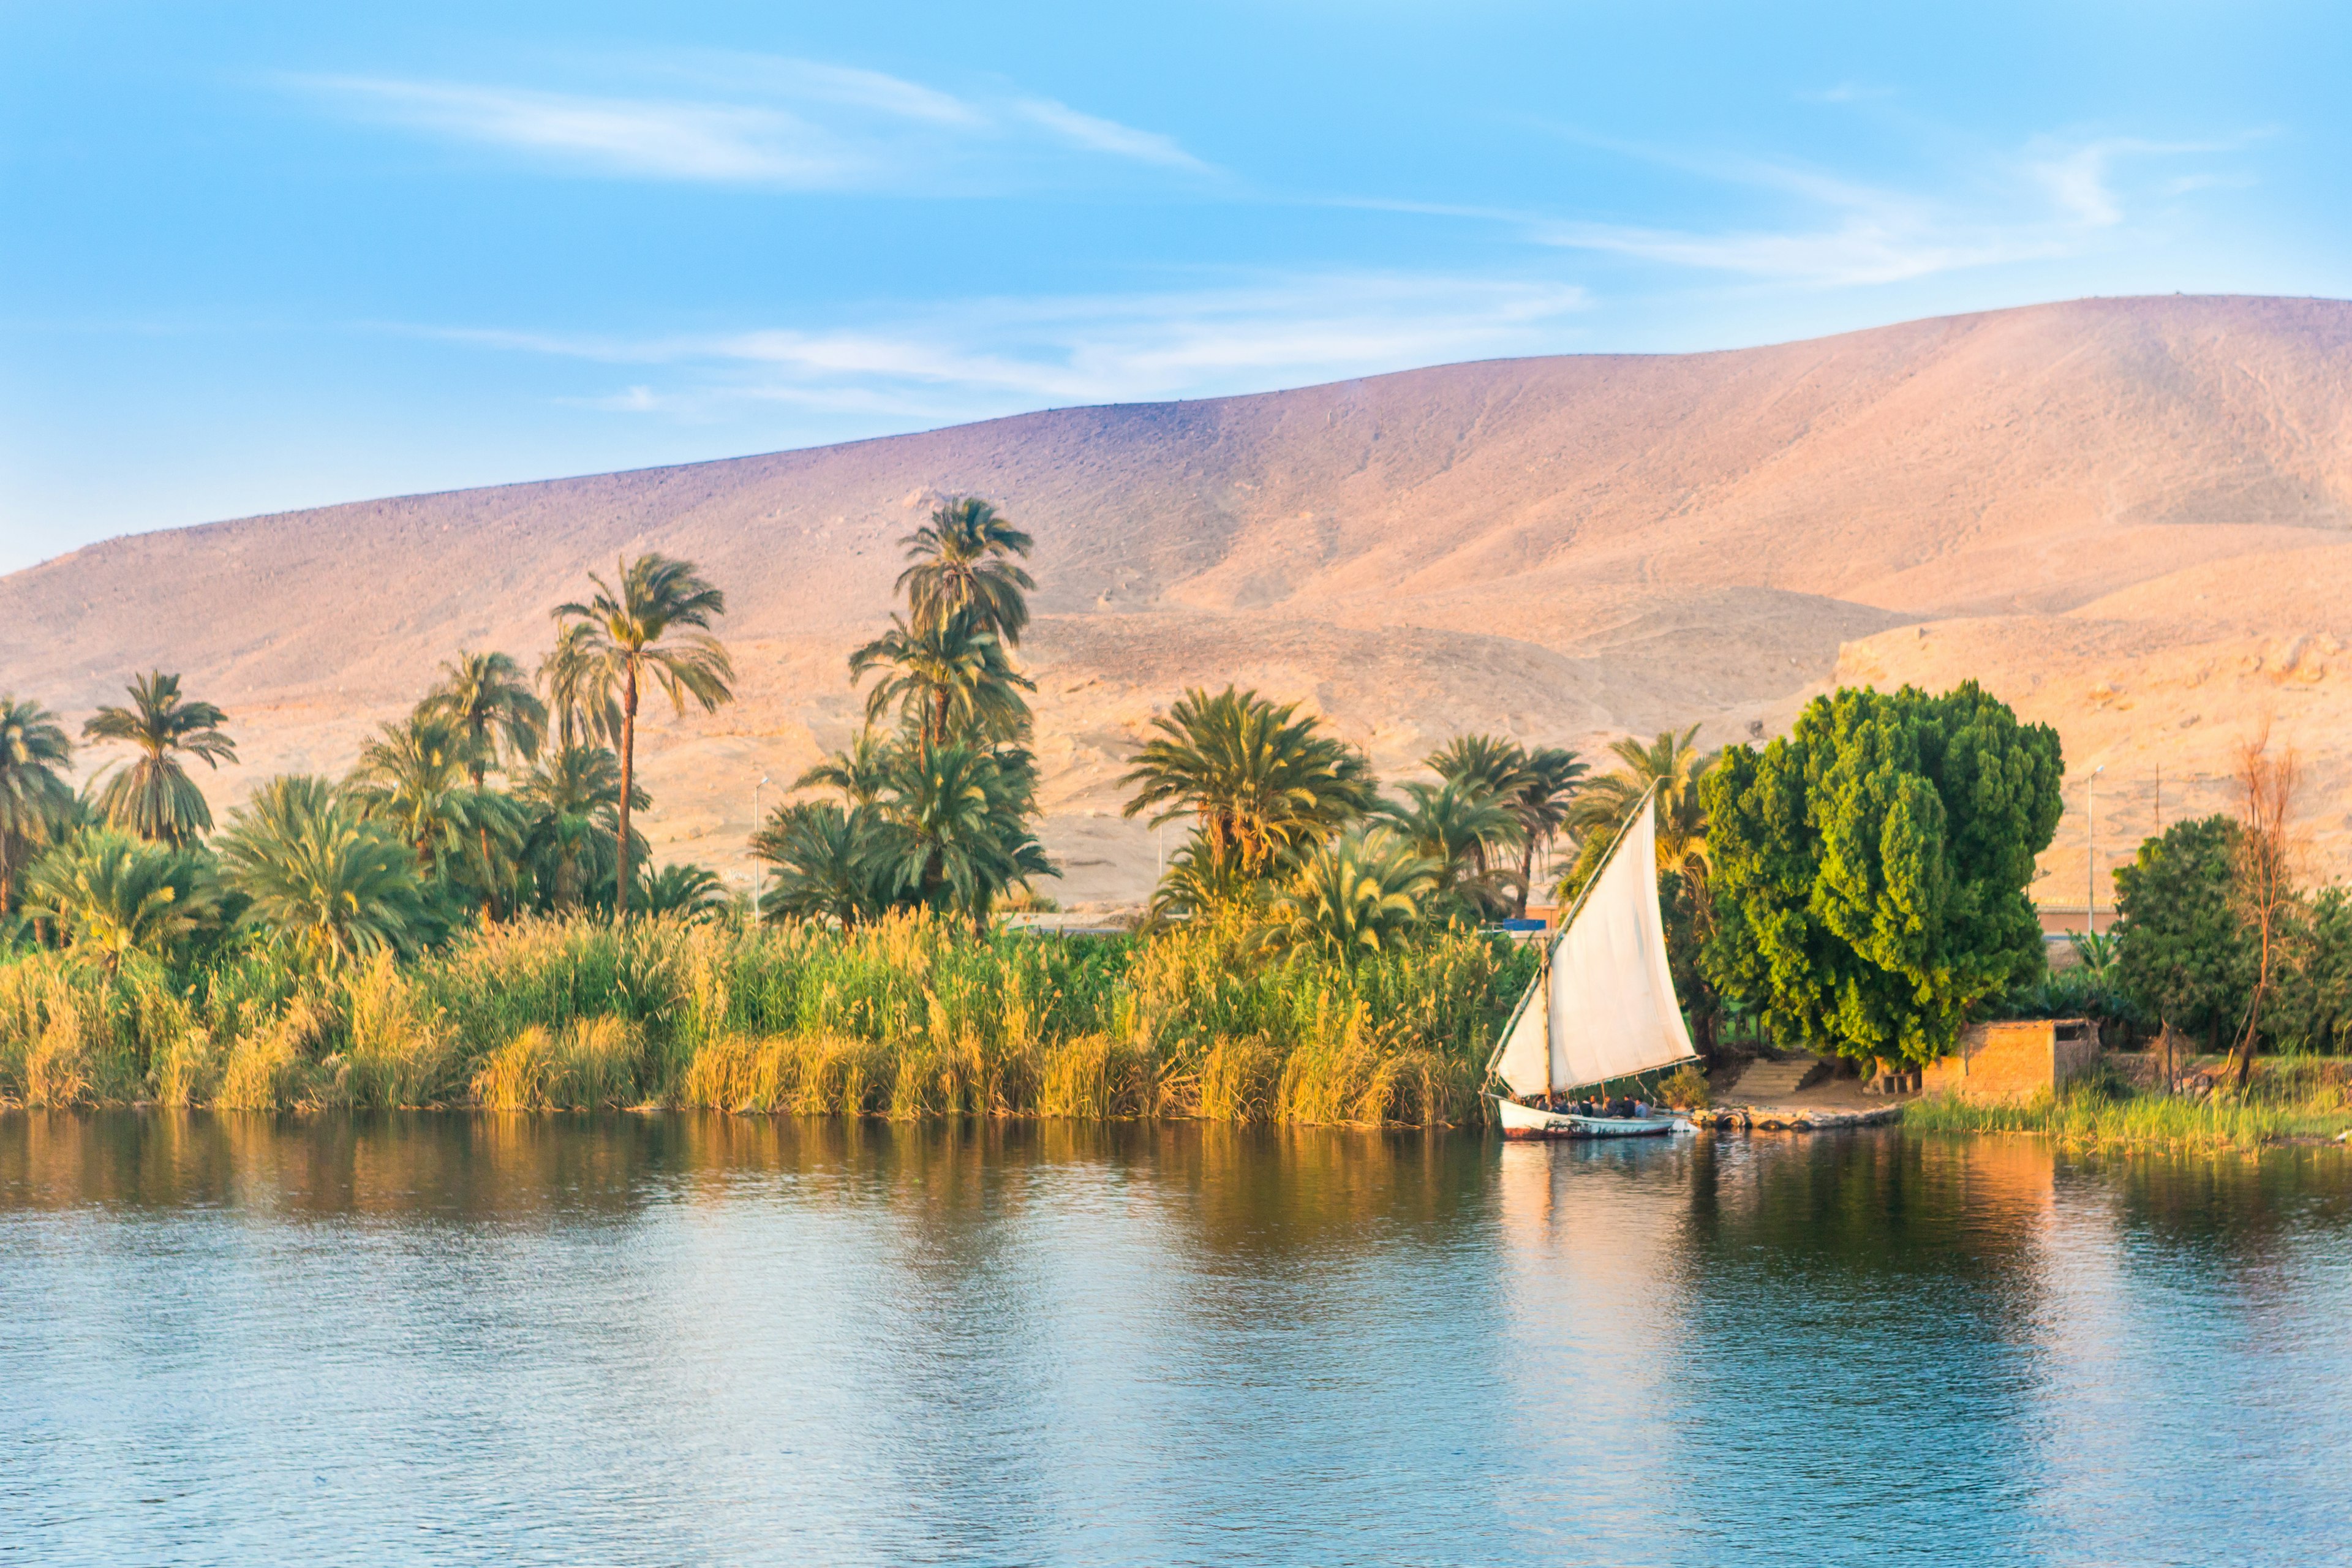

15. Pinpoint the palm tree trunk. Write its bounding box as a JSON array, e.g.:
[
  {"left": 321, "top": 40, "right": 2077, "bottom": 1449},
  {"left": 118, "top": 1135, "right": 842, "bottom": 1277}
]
[
  {"left": 1515, "top": 839, "right": 1536, "bottom": 919},
  {"left": 616, "top": 665, "right": 639, "bottom": 918},
  {"left": 471, "top": 758, "right": 497, "bottom": 921}
]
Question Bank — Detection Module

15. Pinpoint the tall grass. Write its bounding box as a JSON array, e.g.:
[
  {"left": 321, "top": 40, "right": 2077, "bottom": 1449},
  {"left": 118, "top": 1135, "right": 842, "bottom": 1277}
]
[
  {"left": 1905, "top": 1059, "right": 2352, "bottom": 1152},
  {"left": 0, "top": 910, "right": 1534, "bottom": 1125}
]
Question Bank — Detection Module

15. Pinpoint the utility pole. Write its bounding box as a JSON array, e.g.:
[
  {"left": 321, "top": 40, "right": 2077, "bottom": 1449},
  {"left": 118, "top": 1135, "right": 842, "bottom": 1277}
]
[
  {"left": 746, "top": 775, "right": 771, "bottom": 933},
  {"left": 2086, "top": 764, "right": 2105, "bottom": 934}
]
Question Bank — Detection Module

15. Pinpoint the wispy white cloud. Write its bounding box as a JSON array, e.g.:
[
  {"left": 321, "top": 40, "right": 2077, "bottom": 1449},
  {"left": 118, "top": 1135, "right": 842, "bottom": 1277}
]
[
  {"left": 407, "top": 273, "right": 1589, "bottom": 421},
  {"left": 290, "top": 55, "right": 1213, "bottom": 189},
  {"left": 1468, "top": 123, "right": 2264, "bottom": 288},
  {"left": 1012, "top": 99, "right": 1207, "bottom": 171},
  {"left": 315, "top": 78, "right": 860, "bottom": 184}
]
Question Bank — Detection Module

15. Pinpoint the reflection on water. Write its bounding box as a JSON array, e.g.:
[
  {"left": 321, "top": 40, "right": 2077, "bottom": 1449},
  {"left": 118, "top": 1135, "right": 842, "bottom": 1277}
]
[{"left": 3, "top": 1113, "right": 2347, "bottom": 1566}]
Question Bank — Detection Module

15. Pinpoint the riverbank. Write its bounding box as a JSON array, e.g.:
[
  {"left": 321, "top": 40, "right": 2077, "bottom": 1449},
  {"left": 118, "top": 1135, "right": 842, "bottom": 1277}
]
[
  {"left": 0, "top": 911, "right": 1536, "bottom": 1125},
  {"left": 1901, "top": 1059, "right": 2352, "bottom": 1152}
]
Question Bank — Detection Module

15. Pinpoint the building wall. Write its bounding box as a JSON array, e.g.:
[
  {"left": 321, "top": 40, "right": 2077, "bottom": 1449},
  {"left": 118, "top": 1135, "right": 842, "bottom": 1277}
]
[{"left": 1920, "top": 1020, "right": 2100, "bottom": 1101}]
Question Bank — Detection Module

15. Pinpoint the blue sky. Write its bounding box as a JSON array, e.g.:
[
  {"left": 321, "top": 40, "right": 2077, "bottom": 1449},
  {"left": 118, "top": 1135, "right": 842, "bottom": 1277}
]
[{"left": 3, "top": 1, "right": 2343, "bottom": 571}]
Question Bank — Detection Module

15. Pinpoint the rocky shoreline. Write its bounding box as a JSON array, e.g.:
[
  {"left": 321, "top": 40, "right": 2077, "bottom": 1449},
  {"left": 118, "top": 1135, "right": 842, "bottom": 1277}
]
[{"left": 1686, "top": 1104, "right": 1905, "bottom": 1132}]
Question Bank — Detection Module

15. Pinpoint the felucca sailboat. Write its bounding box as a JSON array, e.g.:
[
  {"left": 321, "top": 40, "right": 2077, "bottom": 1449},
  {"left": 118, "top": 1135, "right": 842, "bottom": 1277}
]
[{"left": 1486, "top": 785, "right": 1698, "bottom": 1138}]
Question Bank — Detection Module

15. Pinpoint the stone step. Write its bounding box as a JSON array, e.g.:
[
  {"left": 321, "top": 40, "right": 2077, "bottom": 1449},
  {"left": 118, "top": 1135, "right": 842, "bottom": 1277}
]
[{"left": 1730, "top": 1057, "right": 1819, "bottom": 1102}]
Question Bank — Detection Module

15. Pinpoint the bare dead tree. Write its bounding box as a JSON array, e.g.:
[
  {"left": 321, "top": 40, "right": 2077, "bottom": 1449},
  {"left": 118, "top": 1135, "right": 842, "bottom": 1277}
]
[{"left": 2228, "top": 726, "right": 2302, "bottom": 1092}]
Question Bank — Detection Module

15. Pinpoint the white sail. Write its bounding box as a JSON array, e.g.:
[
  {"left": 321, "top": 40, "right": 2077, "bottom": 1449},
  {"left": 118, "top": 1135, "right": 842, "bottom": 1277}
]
[
  {"left": 1545, "top": 799, "right": 1697, "bottom": 1091},
  {"left": 1490, "top": 969, "right": 1551, "bottom": 1098}
]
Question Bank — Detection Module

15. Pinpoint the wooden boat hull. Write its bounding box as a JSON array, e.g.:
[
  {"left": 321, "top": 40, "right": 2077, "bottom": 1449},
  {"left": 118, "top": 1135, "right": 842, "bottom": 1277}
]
[{"left": 1491, "top": 1095, "right": 1683, "bottom": 1139}]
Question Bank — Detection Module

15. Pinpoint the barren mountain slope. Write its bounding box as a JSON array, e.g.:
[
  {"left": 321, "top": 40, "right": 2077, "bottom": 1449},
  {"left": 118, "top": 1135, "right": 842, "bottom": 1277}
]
[{"left": 7, "top": 294, "right": 2350, "bottom": 910}]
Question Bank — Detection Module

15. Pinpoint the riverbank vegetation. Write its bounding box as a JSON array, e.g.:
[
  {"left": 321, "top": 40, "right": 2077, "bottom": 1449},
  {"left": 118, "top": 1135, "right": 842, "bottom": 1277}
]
[
  {"left": 0, "top": 908, "right": 1531, "bottom": 1119},
  {"left": 9, "top": 489, "right": 2352, "bottom": 1136},
  {"left": 0, "top": 499, "right": 1548, "bottom": 1121},
  {"left": 1904, "top": 1058, "right": 2352, "bottom": 1152}
]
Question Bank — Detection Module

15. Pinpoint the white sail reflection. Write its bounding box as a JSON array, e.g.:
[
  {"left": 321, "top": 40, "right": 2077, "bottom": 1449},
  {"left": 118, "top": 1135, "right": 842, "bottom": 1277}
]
[{"left": 1491, "top": 1137, "right": 1702, "bottom": 1539}]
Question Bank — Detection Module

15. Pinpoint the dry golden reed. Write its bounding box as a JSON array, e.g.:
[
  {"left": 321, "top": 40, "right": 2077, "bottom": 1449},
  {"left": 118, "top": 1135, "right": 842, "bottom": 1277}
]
[{"left": 1, "top": 909, "right": 1530, "bottom": 1125}]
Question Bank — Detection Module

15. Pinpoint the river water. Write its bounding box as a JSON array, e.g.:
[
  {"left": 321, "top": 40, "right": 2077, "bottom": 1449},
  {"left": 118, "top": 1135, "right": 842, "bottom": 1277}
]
[{"left": 2, "top": 1113, "right": 2347, "bottom": 1567}]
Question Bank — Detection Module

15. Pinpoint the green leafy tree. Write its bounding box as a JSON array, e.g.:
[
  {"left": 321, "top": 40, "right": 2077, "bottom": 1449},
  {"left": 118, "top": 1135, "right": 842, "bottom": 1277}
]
[
  {"left": 1120, "top": 687, "right": 1376, "bottom": 889},
  {"left": 2111, "top": 815, "right": 2253, "bottom": 1056},
  {"left": 755, "top": 800, "right": 889, "bottom": 927},
  {"left": 1380, "top": 777, "right": 1525, "bottom": 919},
  {"left": 897, "top": 496, "right": 1036, "bottom": 646},
  {"left": 21, "top": 828, "right": 221, "bottom": 972},
  {"left": 1, "top": 696, "right": 75, "bottom": 915},
  {"left": 1258, "top": 828, "right": 1439, "bottom": 963},
  {"left": 1701, "top": 682, "right": 2064, "bottom": 1069},
  {"left": 2277, "top": 885, "right": 2352, "bottom": 1055},
  {"left": 216, "top": 775, "right": 429, "bottom": 967},
  {"left": 554, "top": 555, "right": 736, "bottom": 916},
  {"left": 81, "top": 672, "right": 238, "bottom": 847}
]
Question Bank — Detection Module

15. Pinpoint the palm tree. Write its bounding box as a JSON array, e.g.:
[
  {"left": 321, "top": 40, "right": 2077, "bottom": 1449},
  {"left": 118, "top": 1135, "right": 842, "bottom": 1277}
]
[
  {"left": 1120, "top": 687, "right": 1376, "bottom": 880},
  {"left": 1381, "top": 778, "right": 1526, "bottom": 919},
  {"left": 755, "top": 800, "right": 886, "bottom": 927},
  {"left": 1508, "top": 748, "right": 1587, "bottom": 916},
  {"left": 1425, "top": 734, "right": 1533, "bottom": 799},
  {"left": 21, "top": 828, "right": 221, "bottom": 973},
  {"left": 421, "top": 650, "right": 546, "bottom": 917},
  {"left": 347, "top": 712, "right": 524, "bottom": 892},
  {"left": 516, "top": 744, "right": 644, "bottom": 911},
  {"left": 423, "top": 650, "right": 546, "bottom": 788},
  {"left": 850, "top": 611, "right": 1035, "bottom": 748},
  {"left": 790, "top": 726, "right": 897, "bottom": 807},
  {"left": 81, "top": 672, "right": 238, "bottom": 848},
  {"left": 1426, "top": 735, "right": 1588, "bottom": 915},
  {"left": 867, "top": 742, "right": 1055, "bottom": 932},
  {"left": 552, "top": 554, "right": 736, "bottom": 917},
  {"left": 1259, "top": 828, "right": 1439, "bottom": 963},
  {"left": 0, "top": 696, "right": 75, "bottom": 915},
  {"left": 897, "top": 496, "right": 1037, "bottom": 646},
  {"left": 636, "top": 861, "right": 732, "bottom": 924},
  {"left": 1558, "top": 725, "right": 1714, "bottom": 903},
  {"left": 216, "top": 775, "right": 428, "bottom": 967},
  {"left": 1146, "top": 829, "right": 1264, "bottom": 923},
  {"left": 540, "top": 621, "right": 624, "bottom": 752}
]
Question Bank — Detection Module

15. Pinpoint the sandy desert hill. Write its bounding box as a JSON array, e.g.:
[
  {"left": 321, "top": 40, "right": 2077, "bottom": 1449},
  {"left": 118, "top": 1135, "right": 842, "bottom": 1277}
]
[{"left": 7, "top": 293, "right": 2352, "bottom": 911}]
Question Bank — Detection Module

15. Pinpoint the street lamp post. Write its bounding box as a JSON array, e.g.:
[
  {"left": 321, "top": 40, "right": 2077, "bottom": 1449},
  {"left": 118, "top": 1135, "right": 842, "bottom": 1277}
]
[
  {"left": 2086, "top": 764, "right": 2106, "bottom": 934},
  {"left": 748, "top": 775, "right": 771, "bottom": 932}
]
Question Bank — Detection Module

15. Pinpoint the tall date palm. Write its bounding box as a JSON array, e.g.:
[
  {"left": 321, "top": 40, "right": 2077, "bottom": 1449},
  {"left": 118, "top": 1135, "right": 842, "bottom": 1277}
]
[
  {"left": 1120, "top": 686, "right": 1375, "bottom": 880},
  {"left": 216, "top": 775, "right": 429, "bottom": 967},
  {"left": 82, "top": 671, "right": 238, "bottom": 848},
  {"left": 553, "top": 555, "right": 735, "bottom": 917},
  {"left": 422, "top": 650, "right": 545, "bottom": 916},
  {"left": 850, "top": 611, "right": 1033, "bottom": 748},
  {"left": 0, "top": 696, "right": 75, "bottom": 914},
  {"left": 897, "top": 496, "right": 1036, "bottom": 646}
]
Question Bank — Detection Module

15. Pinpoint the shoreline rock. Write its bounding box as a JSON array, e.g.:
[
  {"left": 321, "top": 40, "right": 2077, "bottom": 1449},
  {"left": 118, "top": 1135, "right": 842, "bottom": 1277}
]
[{"left": 1689, "top": 1104, "right": 1905, "bottom": 1132}]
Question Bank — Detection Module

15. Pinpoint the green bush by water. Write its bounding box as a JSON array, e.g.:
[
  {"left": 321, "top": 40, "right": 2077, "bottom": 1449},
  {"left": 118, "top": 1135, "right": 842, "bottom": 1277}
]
[{"left": 0, "top": 910, "right": 1535, "bottom": 1125}]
